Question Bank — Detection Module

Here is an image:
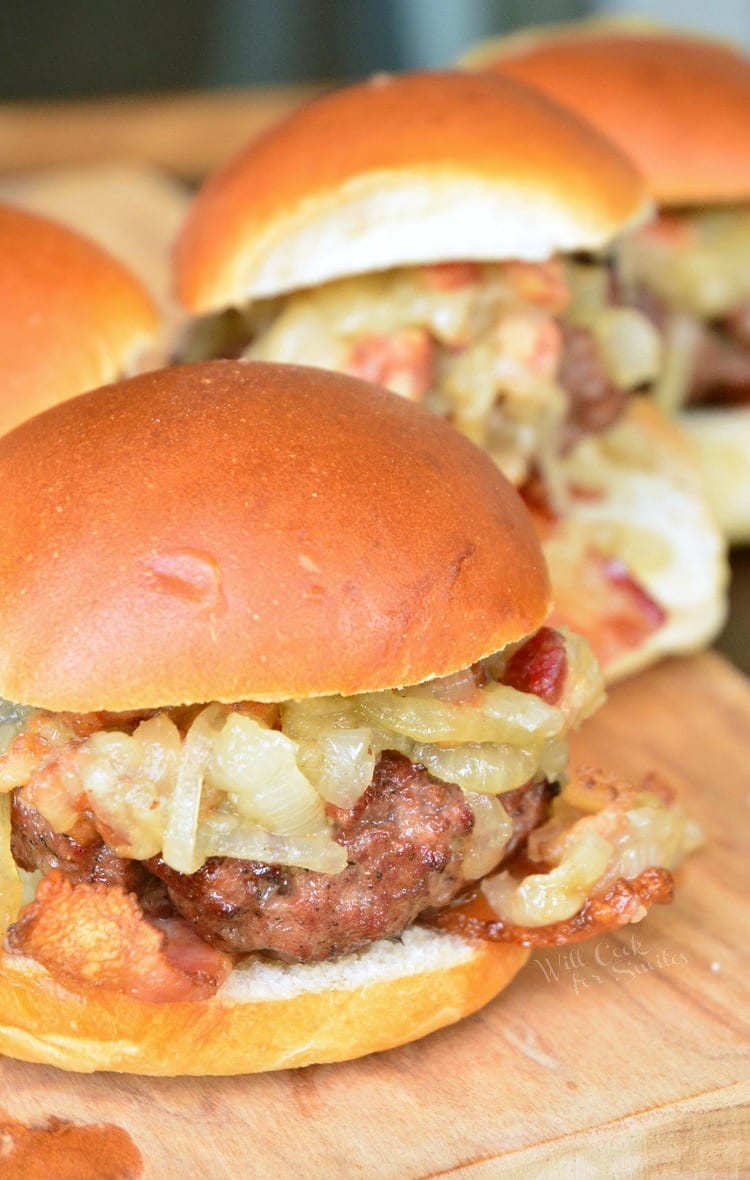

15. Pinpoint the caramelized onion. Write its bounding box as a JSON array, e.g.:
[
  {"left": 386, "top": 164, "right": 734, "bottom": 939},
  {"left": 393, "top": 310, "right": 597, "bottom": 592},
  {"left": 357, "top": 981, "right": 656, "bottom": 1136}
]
[
  {"left": 461, "top": 793, "right": 513, "bottom": 880},
  {"left": 162, "top": 704, "right": 226, "bottom": 874},
  {"left": 555, "top": 628, "right": 606, "bottom": 727},
  {"left": 412, "top": 742, "right": 537, "bottom": 796},
  {"left": 200, "top": 813, "right": 347, "bottom": 874},
  {"left": 280, "top": 696, "right": 363, "bottom": 740},
  {"left": 80, "top": 714, "right": 181, "bottom": 860},
  {"left": 0, "top": 711, "right": 75, "bottom": 795},
  {"left": 359, "top": 682, "right": 563, "bottom": 746},
  {"left": 584, "top": 307, "right": 662, "bottom": 390},
  {"left": 483, "top": 772, "right": 703, "bottom": 928},
  {"left": 208, "top": 713, "right": 330, "bottom": 839},
  {"left": 0, "top": 627, "right": 609, "bottom": 883},
  {"left": 427, "top": 667, "right": 480, "bottom": 703},
  {"left": 597, "top": 792, "right": 703, "bottom": 892},
  {"left": 295, "top": 728, "right": 376, "bottom": 809},
  {"left": 483, "top": 828, "right": 613, "bottom": 927}
]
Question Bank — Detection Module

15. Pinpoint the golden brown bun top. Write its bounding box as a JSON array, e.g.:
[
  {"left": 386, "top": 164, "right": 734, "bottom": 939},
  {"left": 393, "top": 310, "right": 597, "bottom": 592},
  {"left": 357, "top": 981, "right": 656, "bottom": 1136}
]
[
  {"left": 466, "top": 24, "right": 750, "bottom": 205},
  {"left": 0, "top": 360, "right": 549, "bottom": 711},
  {"left": 177, "top": 70, "right": 649, "bottom": 312},
  {"left": 0, "top": 204, "right": 159, "bottom": 435}
]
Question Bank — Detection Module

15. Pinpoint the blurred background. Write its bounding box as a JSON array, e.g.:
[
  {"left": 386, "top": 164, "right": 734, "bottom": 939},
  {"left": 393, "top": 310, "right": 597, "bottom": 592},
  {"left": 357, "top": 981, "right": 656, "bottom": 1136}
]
[{"left": 1, "top": 0, "right": 749, "bottom": 100}]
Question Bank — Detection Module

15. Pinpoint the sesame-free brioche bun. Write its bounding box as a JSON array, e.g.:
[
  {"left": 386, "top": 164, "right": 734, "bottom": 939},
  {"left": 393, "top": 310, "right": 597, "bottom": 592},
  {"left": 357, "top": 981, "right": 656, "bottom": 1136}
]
[
  {"left": 0, "top": 928, "right": 529, "bottom": 1074},
  {"left": 176, "top": 71, "right": 649, "bottom": 313},
  {"left": 0, "top": 359, "right": 549, "bottom": 712},
  {"left": 462, "top": 22, "right": 750, "bottom": 206},
  {"left": 0, "top": 204, "right": 158, "bottom": 434}
]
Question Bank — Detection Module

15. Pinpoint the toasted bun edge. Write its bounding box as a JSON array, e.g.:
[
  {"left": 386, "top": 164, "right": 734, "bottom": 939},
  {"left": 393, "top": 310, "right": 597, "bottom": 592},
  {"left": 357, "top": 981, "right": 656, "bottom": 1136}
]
[{"left": 0, "top": 930, "right": 529, "bottom": 1074}]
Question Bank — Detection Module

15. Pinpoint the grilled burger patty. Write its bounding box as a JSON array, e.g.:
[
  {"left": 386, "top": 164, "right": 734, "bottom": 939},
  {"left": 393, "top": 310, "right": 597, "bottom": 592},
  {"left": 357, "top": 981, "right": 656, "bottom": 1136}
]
[{"left": 10, "top": 752, "right": 554, "bottom": 964}]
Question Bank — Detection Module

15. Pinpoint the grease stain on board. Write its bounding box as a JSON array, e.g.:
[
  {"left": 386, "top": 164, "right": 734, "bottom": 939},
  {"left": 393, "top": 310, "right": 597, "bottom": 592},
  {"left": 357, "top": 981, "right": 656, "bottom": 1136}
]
[{"left": 0, "top": 1110, "right": 142, "bottom": 1180}]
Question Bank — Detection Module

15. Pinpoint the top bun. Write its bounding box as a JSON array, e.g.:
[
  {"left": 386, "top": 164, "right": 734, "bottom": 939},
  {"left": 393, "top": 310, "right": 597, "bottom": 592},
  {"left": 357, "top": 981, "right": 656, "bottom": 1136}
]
[
  {"left": 463, "top": 22, "right": 750, "bottom": 206},
  {"left": 0, "top": 360, "right": 549, "bottom": 712},
  {"left": 0, "top": 204, "right": 158, "bottom": 434},
  {"left": 176, "top": 70, "right": 649, "bottom": 313}
]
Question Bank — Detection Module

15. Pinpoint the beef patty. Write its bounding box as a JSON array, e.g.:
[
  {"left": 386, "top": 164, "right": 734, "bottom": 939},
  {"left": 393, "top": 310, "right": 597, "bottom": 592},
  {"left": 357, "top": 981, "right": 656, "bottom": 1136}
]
[
  {"left": 558, "top": 323, "right": 630, "bottom": 449},
  {"left": 11, "top": 752, "right": 554, "bottom": 963}
]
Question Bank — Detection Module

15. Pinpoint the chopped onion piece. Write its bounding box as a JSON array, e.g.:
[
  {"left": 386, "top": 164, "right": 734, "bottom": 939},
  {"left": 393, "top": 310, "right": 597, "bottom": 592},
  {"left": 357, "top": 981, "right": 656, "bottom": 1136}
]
[
  {"left": 461, "top": 793, "right": 513, "bottom": 880},
  {"left": 132, "top": 713, "right": 183, "bottom": 793},
  {"left": 0, "top": 712, "right": 74, "bottom": 795},
  {"left": 200, "top": 814, "right": 347, "bottom": 874},
  {"left": 426, "top": 667, "right": 479, "bottom": 703},
  {"left": 556, "top": 628, "right": 606, "bottom": 728},
  {"left": 598, "top": 793, "right": 704, "bottom": 891},
  {"left": 0, "top": 793, "right": 22, "bottom": 936},
  {"left": 296, "top": 728, "right": 376, "bottom": 809},
  {"left": 367, "top": 727, "right": 413, "bottom": 760},
  {"left": 484, "top": 774, "right": 704, "bottom": 928},
  {"left": 163, "top": 704, "right": 226, "bottom": 874},
  {"left": 208, "top": 713, "right": 329, "bottom": 839},
  {"left": 280, "top": 697, "right": 363, "bottom": 740},
  {"left": 412, "top": 742, "right": 537, "bottom": 796},
  {"left": 80, "top": 714, "right": 181, "bottom": 860},
  {"left": 483, "top": 828, "right": 613, "bottom": 926},
  {"left": 537, "top": 736, "right": 569, "bottom": 784},
  {"left": 585, "top": 307, "right": 662, "bottom": 390},
  {"left": 359, "top": 682, "right": 564, "bottom": 746},
  {"left": 651, "top": 313, "right": 703, "bottom": 414}
]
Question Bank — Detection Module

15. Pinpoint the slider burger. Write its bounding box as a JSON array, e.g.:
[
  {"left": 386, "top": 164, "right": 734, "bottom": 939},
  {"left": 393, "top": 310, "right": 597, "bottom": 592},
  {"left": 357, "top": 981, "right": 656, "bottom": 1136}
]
[
  {"left": 0, "top": 203, "right": 158, "bottom": 433},
  {"left": 462, "top": 24, "right": 750, "bottom": 543},
  {"left": 175, "top": 71, "right": 726, "bottom": 682},
  {"left": 0, "top": 361, "right": 700, "bottom": 1075}
]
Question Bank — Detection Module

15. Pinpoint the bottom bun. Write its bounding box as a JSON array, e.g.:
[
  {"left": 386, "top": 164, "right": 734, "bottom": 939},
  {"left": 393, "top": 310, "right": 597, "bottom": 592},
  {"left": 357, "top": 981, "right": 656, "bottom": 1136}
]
[
  {"left": 0, "top": 927, "right": 528, "bottom": 1075},
  {"left": 678, "top": 406, "right": 750, "bottom": 546}
]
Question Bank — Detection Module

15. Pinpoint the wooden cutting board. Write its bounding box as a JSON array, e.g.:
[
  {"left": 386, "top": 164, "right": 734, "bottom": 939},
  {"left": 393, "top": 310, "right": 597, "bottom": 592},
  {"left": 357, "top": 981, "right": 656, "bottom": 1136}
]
[{"left": 1, "top": 652, "right": 747, "bottom": 1179}]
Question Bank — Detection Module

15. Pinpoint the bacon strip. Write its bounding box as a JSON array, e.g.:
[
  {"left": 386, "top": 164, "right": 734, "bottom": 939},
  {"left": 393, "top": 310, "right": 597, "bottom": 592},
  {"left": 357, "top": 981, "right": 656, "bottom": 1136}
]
[
  {"left": 546, "top": 549, "right": 666, "bottom": 671},
  {"left": 7, "top": 871, "right": 231, "bottom": 1002},
  {"left": 502, "top": 627, "right": 568, "bottom": 705},
  {"left": 346, "top": 327, "right": 435, "bottom": 401},
  {"left": 425, "top": 867, "right": 674, "bottom": 948},
  {"left": 420, "top": 261, "right": 482, "bottom": 291}
]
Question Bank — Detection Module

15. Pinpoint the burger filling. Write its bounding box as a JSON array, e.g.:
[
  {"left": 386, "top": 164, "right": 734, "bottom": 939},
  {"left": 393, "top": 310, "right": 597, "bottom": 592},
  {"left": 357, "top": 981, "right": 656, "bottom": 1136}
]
[
  {"left": 0, "top": 627, "right": 700, "bottom": 1000},
  {"left": 615, "top": 205, "right": 750, "bottom": 411},
  {"left": 182, "top": 257, "right": 661, "bottom": 498},
  {"left": 180, "top": 258, "right": 675, "bottom": 670}
]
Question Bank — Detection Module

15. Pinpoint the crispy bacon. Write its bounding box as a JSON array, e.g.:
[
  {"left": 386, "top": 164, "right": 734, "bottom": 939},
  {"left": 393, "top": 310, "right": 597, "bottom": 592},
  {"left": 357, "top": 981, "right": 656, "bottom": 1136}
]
[
  {"left": 425, "top": 867, "right": 673, "bottom": 948},
  {"left": 502, "top": 259, "right": 570, "bottom": 311},
  {"left": 502, "top": 627, "right": 567, "bottom": 705},
  {"left": 637, "top": 212, "right": 697, "bottom": 249},
  {"left": 420, "top": 260, "right": 482, "bottom": 291},
  {"left": 519, "top": 477, "right": 666, "bottom": 673},
  {"left": 346, "top": 327, "right": 435, "bottom": 401},
  {"left": 545, "top": 549, "right": 666, "bottom": 671},
  {"left": 6, "top": 871, "right": 231, "bottom": 1002}
]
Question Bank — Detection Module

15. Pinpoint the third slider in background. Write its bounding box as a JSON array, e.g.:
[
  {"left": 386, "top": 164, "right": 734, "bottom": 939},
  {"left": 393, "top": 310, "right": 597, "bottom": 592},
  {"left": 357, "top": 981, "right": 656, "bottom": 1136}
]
[{"left": 461, "top": 20, "right": 750, "bottom": 547}]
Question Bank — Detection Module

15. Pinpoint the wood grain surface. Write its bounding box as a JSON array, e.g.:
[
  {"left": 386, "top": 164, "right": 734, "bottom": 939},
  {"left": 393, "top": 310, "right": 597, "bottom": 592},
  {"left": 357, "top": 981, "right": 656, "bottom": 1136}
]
[
  {"left": 0, "top": 652, "right": 746, "bottom": 1179},
  {"left": 0, "top": 87, "right": 322, "bottom": 181}
]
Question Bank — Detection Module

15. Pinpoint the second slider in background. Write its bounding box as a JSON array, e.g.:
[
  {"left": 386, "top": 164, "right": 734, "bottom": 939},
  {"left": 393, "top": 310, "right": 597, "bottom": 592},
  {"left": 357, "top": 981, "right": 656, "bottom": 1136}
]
[{"left": 174, "top": 69, "right": 727, "bottom": 685}]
